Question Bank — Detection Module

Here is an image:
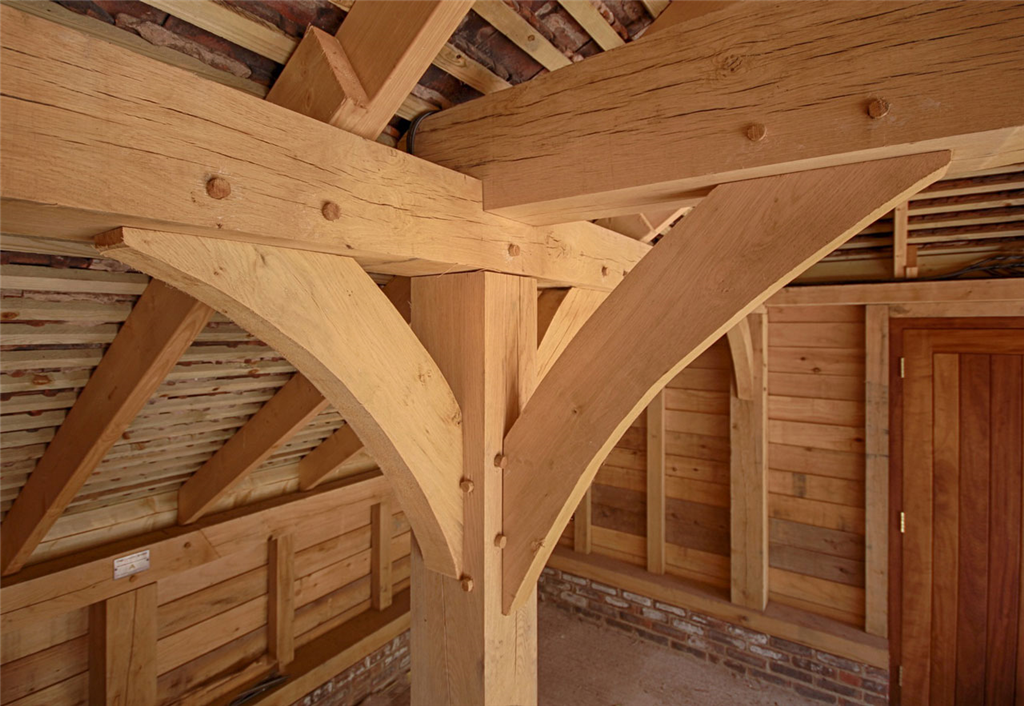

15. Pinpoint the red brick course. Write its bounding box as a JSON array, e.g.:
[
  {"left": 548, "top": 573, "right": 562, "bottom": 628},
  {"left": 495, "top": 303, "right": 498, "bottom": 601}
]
[
  {"left": 292, "top": 632, "right": 410, "bottom": 706},
  {"left": 539, "top": 567, "right": 890, "bottom": 705}
]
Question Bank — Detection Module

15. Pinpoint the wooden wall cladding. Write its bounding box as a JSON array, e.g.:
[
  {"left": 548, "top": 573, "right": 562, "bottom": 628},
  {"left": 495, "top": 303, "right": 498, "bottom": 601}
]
[
  {"left": 0, "top": 499, "right": 411, "bottom": 706},
  {"left": 766, "top": 305, "right": 867, "bottom": 627}
]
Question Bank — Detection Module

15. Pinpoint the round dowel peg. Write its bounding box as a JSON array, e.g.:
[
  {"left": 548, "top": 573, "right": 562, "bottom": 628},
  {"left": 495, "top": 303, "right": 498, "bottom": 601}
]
[
  {"left": 494, "top": 533, "right": 508, "bottom": 548},
  {"left": 745, "top": 123, "right": 767, "bottom": 142},
  {"left": 205, "top": 176, "right": 231, "bottom": 200},
  {"left": 493, "top": 453, "right": 508, "bottom": 469},
  {"left": 867, "top": 98, "right": 891, "bottom": 119},
  {"left": 508, "top": 243, "right": 521, "bottom": 256},
  {"left": 461, "top": 576, "right": 475, "bottom": 592},
  {"left": 460, "top": 478, "right": 475, "bottom": 493},
  {"left": 322, "top": 201, "right": 342, "bottom": 221},
  {"left": 601, "top": 265, "right": 610, "bottom": 277}
]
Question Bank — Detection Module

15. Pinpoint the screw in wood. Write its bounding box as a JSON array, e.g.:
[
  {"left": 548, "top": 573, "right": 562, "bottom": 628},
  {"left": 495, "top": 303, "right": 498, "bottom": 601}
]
[
  {"left": 322, "top": 201, "right": 342, "bottom": 221},
  {"left": 508, "top": 243, "right": 521, "bottom": 256},
  {"left": 494, "top": 534, "right": 508, "bottom": 548},
  {"left": 460, "top": 478, "right": 475, "bottom": 493},
  {"left": 205, "top": 176, "right": 231, "bottom": 200},
  {"left": 867, "top": 98, "right": 891, "bottom": 119},
  {"left": 745, "top": 123, "right": 767, "bottom": 142},
  {"left": 461, "top": 576, "right": 475, "bottom": 592},
  {"left": 493, "top": 453, "right": 508, "bottom": 469}
]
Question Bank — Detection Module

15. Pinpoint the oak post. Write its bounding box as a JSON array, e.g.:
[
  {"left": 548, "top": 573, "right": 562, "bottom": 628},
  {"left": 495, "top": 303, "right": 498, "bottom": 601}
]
[
  {"left": 646, "top": 391, "right": 666, "bottom": 574},
  {"left": 729, "top": 311, "right": 768, "bottom": 610},
  {"left": 410, "top": 272, "right": 538, "bottom": 706},
  {"left": 371, "top": 500, "right": 393, "bottom": 610},
  {"left": 268, "top": 532, "right": 295, "bottom": 667},
  {"left": 89, "top": 583, "right": 157, "bottom": 706}
]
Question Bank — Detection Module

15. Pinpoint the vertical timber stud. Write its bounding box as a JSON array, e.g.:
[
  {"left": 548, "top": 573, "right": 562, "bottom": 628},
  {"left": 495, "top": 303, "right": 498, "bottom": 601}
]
[
  {"left": 864, "top": 305, "right": 890, "bottom": 636},
  {"left": 646, "top": 390, "right": 666, "bottom": 574},
  {"left": 893, "top": 202, "right": 910, "bottom": 279},
  {"left": 411, "top": 272, "right": 538, "bottom": 706},
  {"left": 371, "top": 500, "right": 393, "bottom": 610},
  {"left": 89, "top": 583, "right": 157, "bottom": 706},
  {"left": 729, "top": 312, "right": 768, "bottom": 610},
  {"left": 573, "top": 487, "right": 592, "bottom": 554},
  {"left": 268, "top": 533, "right": 295, "bottom": 667}
]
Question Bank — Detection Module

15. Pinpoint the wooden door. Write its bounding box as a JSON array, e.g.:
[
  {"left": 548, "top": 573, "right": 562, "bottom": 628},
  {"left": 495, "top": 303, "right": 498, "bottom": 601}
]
[{"left": 893, "top": 322, "right": 1024, "bottom": 706}]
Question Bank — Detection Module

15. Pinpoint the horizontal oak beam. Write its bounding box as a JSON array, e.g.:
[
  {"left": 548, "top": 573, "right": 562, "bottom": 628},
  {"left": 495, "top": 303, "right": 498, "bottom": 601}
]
[
  {"left": 0, "top": 280, "right": 212, "bottom": 575},
  {"left": 499, "top": 153, "right": 951, "bottom": 613},
  {"left": 0, "top": 472, "right": 389, "bottom": 632},
  {"left": 414, "top": 2, "right": 1024, "bottom": 223},
  {"left": 768, "top": 278, "right": 1024, "bottom": 306},
  {"left": 99, "top": 228, "right": 466, "bottom": 578},
  {"left": 0, "top": 5, "right": 647, "bottom": 290}
]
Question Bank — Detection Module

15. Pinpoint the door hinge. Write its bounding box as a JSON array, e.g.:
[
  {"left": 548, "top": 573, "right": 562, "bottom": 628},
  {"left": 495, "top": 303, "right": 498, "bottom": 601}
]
[
  {"left": 900, "top": 512, "right": 906, "bottom": 533},
  {"left": 899, "top": 357, "right": 905, "bottom": 378}
]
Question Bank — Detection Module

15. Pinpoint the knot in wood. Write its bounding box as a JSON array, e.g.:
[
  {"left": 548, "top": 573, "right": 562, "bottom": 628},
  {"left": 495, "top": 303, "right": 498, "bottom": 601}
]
[
  {"left": 205, "top": 176, "right": 231, "bottom": 200},
  {"left": 745, "top": 123, "right": 767, "bottom": 142},
  {"left": 322, "top": 201, "right": 342, "bottom": 221},
  {"left": 867, "top": 98, "right": 890, "bottom": 119}
]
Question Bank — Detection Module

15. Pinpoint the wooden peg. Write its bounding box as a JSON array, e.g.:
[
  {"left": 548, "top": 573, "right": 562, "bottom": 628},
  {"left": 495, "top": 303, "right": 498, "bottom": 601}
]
[
  {"left": 867, "top": 98, "right": 890, "bottom": 119},
  {"left": 508, "top": 243, "right": 521, "bottom": 256},
  {"left": 460, "top": 478, "right": 475, "bottom": 493},
  {"left": 322, "top": 201, "right": 342, "bottom": 221},
  {"left": 745, "top": 123, "right": 767, "bottom": 142},
  {"left": 461, "top": 576, "right": 475, "bottom": 592},
  {"left": 493, "top": 453, "right": 508, "bottom": 469},
  {"left": 205, "top": 176, "right": 231, "bottom": 199},
  {"left": 494, "top": 533, "right": 508, "bottom": 548}
]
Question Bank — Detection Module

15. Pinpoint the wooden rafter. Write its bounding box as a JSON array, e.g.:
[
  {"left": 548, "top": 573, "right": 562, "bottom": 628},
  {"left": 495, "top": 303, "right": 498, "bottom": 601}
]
[
  {"left": 499, "top": 152, "right": 952, "bottom": 613},
  {"left": 269, "top": 1, "right": 473, "bottom": 139},
  {"left": 0, "top": 6, "right": 648, "bottom": 291},
  {"left": 98, "top": 228, "right": 466, "bottom": 578},
  {"left": 414, "top": 2, "right": 1024, "bottom": 224},
  {"left": 0, "top": 281, "right": 213, "bottom": 575},
  {"left": 177, "top": 374, "right": 330, "bottom": 524}
]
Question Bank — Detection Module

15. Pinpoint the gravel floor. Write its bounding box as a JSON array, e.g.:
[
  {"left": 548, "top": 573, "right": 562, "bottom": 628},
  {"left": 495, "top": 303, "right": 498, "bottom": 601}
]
[{"left": 361, "top": 601, "right": 811, "bottom": 705}]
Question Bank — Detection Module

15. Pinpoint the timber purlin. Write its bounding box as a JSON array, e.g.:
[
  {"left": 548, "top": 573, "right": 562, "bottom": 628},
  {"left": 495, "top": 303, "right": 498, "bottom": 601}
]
[{"left": 539, "top": 565, "right": 890, "bottom": 706}]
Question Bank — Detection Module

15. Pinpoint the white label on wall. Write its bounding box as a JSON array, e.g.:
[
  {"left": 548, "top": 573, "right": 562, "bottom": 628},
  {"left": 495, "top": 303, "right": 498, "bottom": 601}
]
[{"left": 113, "top": 550, "right": 150, "bottom": 580}]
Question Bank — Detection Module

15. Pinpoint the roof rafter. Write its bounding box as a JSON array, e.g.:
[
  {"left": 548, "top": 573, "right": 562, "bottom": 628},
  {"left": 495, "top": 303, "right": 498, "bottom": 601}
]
[{"left": 0, "top": 280, "right": 214, "bottom": 575}]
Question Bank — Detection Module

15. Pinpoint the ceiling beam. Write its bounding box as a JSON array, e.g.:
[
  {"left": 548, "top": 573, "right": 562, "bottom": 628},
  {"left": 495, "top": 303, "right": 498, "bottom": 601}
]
[
  {"left": 0, "top": 5, "right": 648, "bottom": 291},
  {"left": 99, "top": 227, "right": 466, "bottom": 578},
  {"left": 0, "top": 281, "right": 213, "bottom": 575},
  {"left": 412, "top": 2, "right": 1024, "bottom": 224},
  {"left": 499, "top": 152, "right": 951, "bottom": 613}
]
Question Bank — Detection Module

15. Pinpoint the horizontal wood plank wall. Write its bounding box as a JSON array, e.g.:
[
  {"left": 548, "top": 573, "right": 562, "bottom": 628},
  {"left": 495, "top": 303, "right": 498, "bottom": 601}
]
[
  {"left": 766, "top": 305, "right": 867, "bottom": 627},
  {"left": 662, "top": 340, "right": 731, "bottom": 589},
  {"left": 0, "top": 503, "right": 410, "bottom": 706}
]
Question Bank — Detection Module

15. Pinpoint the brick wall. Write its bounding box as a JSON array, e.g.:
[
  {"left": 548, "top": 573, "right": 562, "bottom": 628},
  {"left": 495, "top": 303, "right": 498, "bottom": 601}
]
[
  {"left": 539, "top": 567, "right": 890, "bottom": 706},
  {"left": 291, "top": 632, "right": 410, "bottom": 706}
]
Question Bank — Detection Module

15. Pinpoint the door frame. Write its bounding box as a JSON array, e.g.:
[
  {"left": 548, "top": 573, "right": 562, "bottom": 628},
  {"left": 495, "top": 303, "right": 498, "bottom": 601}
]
[{"left": 888, "top": 316, "right": 1024, "bottom": 705}]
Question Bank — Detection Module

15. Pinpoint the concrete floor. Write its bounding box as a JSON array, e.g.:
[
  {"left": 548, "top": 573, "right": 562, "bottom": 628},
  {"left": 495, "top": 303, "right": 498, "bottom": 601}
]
[{"left": 364, "top": 602, "right": 809, "bottom": 705}]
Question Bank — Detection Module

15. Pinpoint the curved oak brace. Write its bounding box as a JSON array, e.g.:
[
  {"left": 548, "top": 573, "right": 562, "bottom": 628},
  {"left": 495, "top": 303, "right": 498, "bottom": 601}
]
[
  {"left": 98, "top": 228, "right": 465, "bottom": 577},
  {"left": 500, "top": 153, "right": 951, "bottom": 613},
  {"left": 726, "top": 317, "right": 754, "bottom": 401}
]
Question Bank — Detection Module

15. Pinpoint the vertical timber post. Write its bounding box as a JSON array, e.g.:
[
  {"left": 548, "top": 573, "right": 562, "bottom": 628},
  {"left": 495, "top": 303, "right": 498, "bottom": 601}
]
[{"left": 410, "top": 272, "right": 539, "bottom": 706}]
